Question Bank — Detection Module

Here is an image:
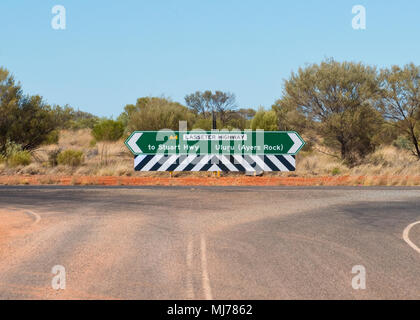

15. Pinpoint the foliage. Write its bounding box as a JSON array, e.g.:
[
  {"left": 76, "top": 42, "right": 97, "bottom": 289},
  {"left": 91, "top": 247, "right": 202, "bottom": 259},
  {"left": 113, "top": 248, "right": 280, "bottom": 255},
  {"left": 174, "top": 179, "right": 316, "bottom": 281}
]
[
  {"left": 8, "top": 151, "right": 31, "bottom": 167},
  {"left": 57, "top": 150, "right": 84, "bottom": 167},
  {"left": 251, "top": 108, "right": 278, "bottom": 131},
  {"left": 393, "top": 136, "right": 412, "bottom": 151},
  {"left": 281, "top": 59, "right": 382, "bottom": 165},
  {"left": 192, "top": 118, "right": 214, "bottom": 131},
  {"left": 92, "top": 119, "right": 124, "bottom": 142},
  {"left": 43, "top": 130, "right": 60, "bottom": 145},
  {"left": 0, "top": 68, "right": 58, "bottom": 153},
  {"left": 1, "top": 140, "right": 31, "bottom": 167},
  {"left": 51, "top": 105, "right": 99, "bottom": 130},
  {"left": 331, "top": 167, "right": 341, "bottom": 176},
  {"left": 122, "top": 97, "right": 196, "bottom": 132},
  {"left": 379, "top": 63, "right": 420, "bottom": 158},
  {"left": 271, "top": 99, "right": 309, "bottom": 132},
  {"left": 91, "top": 119, "right": 124, "bottom": 165},
  {"left": 185, "top": 91, "right": 237, "bottom": 127},
  {"left": 48, "top": 148, "right": 62, "bottom": 167}
]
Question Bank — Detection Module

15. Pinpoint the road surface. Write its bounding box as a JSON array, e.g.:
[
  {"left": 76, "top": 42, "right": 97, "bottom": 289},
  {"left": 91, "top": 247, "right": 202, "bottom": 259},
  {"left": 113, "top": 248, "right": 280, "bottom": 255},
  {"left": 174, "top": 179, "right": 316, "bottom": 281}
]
[{"left": 0, "top": 186, "right": 419, "bottom": 299}]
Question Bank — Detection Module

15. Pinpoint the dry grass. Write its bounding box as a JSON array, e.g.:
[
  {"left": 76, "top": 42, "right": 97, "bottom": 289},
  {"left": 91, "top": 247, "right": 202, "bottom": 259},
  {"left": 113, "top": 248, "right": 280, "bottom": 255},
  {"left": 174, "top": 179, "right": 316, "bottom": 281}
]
[{"left": 1, "top": 130, "right": 420, "bottom": 186}]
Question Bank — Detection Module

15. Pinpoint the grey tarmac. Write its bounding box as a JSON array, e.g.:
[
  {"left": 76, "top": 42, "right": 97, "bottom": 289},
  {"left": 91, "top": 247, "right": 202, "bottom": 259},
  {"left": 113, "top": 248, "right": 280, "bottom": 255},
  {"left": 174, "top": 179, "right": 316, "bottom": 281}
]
[{"left": 0, "top": 186, "right": 419, "bottom": 299}]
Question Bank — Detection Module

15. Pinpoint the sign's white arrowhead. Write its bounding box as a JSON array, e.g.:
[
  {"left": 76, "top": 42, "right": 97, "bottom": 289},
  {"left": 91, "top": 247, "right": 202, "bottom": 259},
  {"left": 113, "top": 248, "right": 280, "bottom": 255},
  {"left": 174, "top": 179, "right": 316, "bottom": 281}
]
[
  {"left": 287, "top": 133, "right": 303, "bottom": 154},
  {"left": 128, "top": 132, "right": 143, "bottom": 154}
]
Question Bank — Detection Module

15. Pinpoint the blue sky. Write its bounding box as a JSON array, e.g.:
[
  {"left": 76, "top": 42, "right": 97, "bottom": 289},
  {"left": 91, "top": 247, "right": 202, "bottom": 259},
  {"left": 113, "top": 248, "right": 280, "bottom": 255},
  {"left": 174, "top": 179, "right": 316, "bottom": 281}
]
[{"left": 0, "top": 0, "right": 419, "bottom": 117}]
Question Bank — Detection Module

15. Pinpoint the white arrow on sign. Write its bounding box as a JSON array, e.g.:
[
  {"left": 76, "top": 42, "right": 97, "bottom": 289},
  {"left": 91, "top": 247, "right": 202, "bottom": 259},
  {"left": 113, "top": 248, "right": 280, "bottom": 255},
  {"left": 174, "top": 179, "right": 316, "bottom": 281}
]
[
  {"left": 287, "top": 133, "right": 304, "bottom": 154},
  {"left": 127, "top": 132, "right": 143, "bottom": 154}
]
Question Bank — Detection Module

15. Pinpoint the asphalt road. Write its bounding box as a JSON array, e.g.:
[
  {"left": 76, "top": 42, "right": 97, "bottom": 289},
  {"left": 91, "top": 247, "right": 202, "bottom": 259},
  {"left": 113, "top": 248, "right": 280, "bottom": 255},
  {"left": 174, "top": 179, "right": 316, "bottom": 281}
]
[{"left": 0, "top": 186, "right": 419, "bottom": 300}]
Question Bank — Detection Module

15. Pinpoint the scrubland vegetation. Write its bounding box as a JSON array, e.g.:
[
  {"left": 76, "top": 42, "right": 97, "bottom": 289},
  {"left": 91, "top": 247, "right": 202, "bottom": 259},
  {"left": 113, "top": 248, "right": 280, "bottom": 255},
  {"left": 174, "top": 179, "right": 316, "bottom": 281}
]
[{"left": 1, "top": 59, "right": 419, "bottom": 185}]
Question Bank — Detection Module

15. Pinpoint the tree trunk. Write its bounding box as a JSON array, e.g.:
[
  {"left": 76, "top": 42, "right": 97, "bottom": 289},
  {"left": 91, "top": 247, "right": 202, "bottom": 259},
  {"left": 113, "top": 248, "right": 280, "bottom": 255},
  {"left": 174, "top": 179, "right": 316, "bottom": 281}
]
[
  {"left": 408, "top": 125, "right": 420, "bottom": 159},
  {"left": 411, "top": 133, "right": 420, "bottom": 159}
]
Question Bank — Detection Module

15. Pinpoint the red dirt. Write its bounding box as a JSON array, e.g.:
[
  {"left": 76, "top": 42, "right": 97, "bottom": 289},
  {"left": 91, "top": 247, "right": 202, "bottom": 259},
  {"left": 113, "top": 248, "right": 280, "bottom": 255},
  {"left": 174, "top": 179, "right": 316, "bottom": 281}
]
[
  {"left": 0, "top": 209, "right": 34, "bottom": 253},
  {"left": 0, "top": 175, "right": 419, "bottom": 186}
]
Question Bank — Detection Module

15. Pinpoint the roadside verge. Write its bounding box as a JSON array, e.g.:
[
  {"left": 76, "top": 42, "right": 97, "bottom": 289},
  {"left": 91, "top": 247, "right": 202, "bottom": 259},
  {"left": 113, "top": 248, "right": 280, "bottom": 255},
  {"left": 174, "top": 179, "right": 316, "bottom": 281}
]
[{"left": 0, "top": 175, "right": 420, "bottom": 186}]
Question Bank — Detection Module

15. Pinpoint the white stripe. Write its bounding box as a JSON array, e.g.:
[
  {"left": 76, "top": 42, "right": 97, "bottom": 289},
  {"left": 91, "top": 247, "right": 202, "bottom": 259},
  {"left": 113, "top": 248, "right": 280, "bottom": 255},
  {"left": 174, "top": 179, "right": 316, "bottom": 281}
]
[
  {"left": 191, "top": 155, "right": 211, "bottom": 171},
  {"left": 218, "top": 155, "right": 239, "bottom": 172},
  {"left": 26, "top": 210, "right": 41, "bottom": 225},
  {"left": 250, "top": 155, "right": 269, "bottom": 171},
  {"left": 208, "top": 164, "right": 221, "bottom": 172},
  {"left": 284, "top": 155, "right": 296, "bottom": 167},
  {"left": 403, "top": 221, "right": 420, "bottom": 254},
  {"left": 267, "top": 155, "right": 289, "bottom": 171},
  {"left": 134, "top": 155, "right": 147, "bottom": 168},
  {"left": 233, "top": 155, "right": 254, "bottom": 171},
  {"left": 157, "top": 155, "right": 179, "bottom": 171},
  {"left": 140, "top": 154, "right": 165, "bottom": 171},
  {"left": 288, "top": 133, "right": 303, "bottom": 154},
  {"left": 175, "top": 155, "right": 199, "bottom": 171},
  {"left": 128, "top": 132, "right": 143, "bottom": 153}
]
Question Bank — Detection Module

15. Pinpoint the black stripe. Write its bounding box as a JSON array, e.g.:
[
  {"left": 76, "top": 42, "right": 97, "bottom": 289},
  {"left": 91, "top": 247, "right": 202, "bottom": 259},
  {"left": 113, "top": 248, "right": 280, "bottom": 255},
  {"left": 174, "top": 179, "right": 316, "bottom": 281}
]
[
  {"left": 134, "top": 155, "right": 155, "bottom": 171},
  {"left": 229, "top": 155, "right": 246, "bottom": 172},
  {"left": 216, "top": 159, "right": 230, "bottom": 172},
  {"left": 150, "top": 156, "right": 171, "bottom": 171},
  {"left": 263, "top": 156, "right": 278, "bottom": 172},
  {"left": 183, "top": 157, "right": 199, "bottom": 172},
  {"left": 276, "top": 155, "right": 295, "bottom": 171},
  {"left": 244, "top": 155, "right": 264, "bottom": 171},
  {"left": 166, "top": 155, "right": 184, "bottom": 171},
  {"left": 200, "top": 157, "right": 216, "bottom": 171}
]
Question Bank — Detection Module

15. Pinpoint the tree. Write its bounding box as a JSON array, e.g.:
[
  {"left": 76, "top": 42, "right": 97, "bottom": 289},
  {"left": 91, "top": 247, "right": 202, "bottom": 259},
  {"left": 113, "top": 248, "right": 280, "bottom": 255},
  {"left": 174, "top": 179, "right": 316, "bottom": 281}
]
[
  {"left": 379, "top": 64, "right": 420, "bottom": 159},
  {"left": 51, "top": 105, "right": 99, "bottom": 130},
  {"left": 271, "top": 99, "right": 309, "bottom": 132},
  {"left": 0, "top": 67, "right": 57, "bottom": 153},
  {"left": 122, "top": 97, "right": 196, "bottom": 132},
  {"left": 281, "top": 59, "right": 382, "bottom": 165},
  {"left": 92, "top": 119, "right": 124, "bottom": 164},
  {"left": 251, "top": 108, "right": 278, "bottom": 131},
  {"left": 184, "top": 91, "right": 237, "bottom": 127}
]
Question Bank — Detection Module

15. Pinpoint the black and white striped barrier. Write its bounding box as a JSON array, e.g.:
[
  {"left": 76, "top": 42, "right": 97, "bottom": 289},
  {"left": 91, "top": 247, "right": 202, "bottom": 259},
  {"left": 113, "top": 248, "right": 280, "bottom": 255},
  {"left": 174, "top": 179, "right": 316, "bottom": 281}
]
[{"left": 134, "top": 154, "right": 296, "bottom": 172}]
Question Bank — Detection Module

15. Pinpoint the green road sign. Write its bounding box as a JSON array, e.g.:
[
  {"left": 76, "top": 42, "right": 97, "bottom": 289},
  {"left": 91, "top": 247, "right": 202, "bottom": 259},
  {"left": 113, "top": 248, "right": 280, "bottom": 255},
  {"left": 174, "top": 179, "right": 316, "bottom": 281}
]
[{"left": 125, "top": 131, "right": 305, "bottom": 156}]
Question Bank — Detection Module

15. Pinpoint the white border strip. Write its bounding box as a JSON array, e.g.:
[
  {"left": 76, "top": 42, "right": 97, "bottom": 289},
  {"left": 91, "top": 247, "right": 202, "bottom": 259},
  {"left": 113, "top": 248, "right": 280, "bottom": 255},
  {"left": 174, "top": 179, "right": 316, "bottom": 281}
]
[{"left": 403, "top": 221, "right": 420, "bottom": 254}]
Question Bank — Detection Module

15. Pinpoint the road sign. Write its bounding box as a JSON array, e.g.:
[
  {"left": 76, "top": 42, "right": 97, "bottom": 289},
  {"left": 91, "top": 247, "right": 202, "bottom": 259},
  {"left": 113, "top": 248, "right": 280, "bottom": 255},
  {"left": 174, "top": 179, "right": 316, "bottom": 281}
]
[
  {"left": 125, "top": 131, "right": 305, "bottom": 156},
  {"left": 134, "top": 154, "right": 296, "bottom": 172}
]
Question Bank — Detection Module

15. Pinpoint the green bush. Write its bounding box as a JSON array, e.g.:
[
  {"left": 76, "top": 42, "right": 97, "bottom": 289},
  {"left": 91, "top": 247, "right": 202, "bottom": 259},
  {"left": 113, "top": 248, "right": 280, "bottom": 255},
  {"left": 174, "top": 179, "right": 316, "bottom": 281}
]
[
  {"left": 393, "top": 136, "right": 412, "bottom": 150},
  {"left": 43, "top": 130, "right": 60, "bottom": 145},
  {"left": 8, "top": 151, "right": 32, "bottom": 167},
  {"left": 57, "top": 150, "right": 84, "bottom": 167},
  {"left": 331, "top": 167, "right": 341, "bottom": 176},
  {"left": 92, "top": 120, "right": 124, "bottom": 143}
]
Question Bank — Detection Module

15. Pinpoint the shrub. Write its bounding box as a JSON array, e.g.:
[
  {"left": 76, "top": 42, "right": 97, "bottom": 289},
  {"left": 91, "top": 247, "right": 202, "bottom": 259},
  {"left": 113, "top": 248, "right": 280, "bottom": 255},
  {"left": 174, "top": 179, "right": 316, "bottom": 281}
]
[
  {"left": 48, "top": 148, "right": 62, "bottom": 167},
  {"left": 393, "top": 136, "right": 412, "bottom": 151},
  {"left": 331, "top": 167, "right": 341, "bottom": 176},
  {"left": 8, "top": 151, "right": 32, "bottom": 167},
  {"left": 43, "top": 130, "right": 60, "bottom": 145},
  {"left": 92, "top": 119, "right": 124, "bottom": 165},
  {"left": 57, "top": 150, "right": 84, "bottom": 167},
  {"left": 89, "top": 139, "right": 97, "bottom": 148},
  {"left": 92, "top": 120, "right": 124, "bottom": 143}
]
